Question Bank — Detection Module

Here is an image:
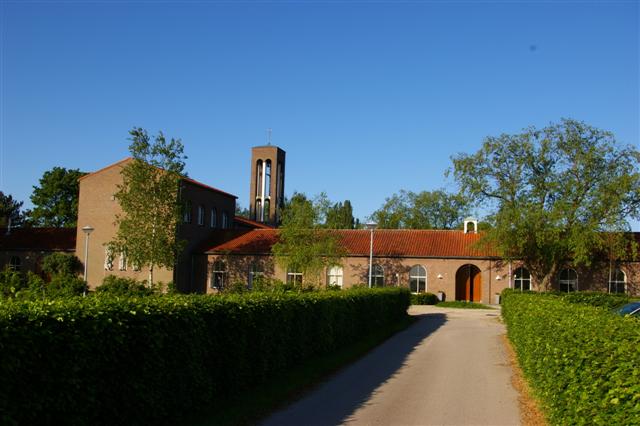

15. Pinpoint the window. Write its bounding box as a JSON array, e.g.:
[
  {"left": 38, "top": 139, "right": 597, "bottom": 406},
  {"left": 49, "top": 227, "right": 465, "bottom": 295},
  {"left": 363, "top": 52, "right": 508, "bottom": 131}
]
[
  {"left": 287, "top": 269, "right": 303, "bottom": 286},
  {"left": 327, "top": 266, "right": 343, "bottom": 288},
  {"left": 256, "top": 160, "right": 263, "bottom": 197},
  {"left": 118, "top": 252, "right": 127, "bottom": 271},
  {"left": 264, "top": 199, "right": 270, "bottom": 221},
  {"left": 183, "top": 201, "right": 192, "bottom": 224},
  {"left": 609, "top": 269, "right": 626, "bottom": 294},
  {"left": 410, "top": 265, "right": 427, "bottom": 293},
  {"left": 210, "top": 208, "right": 217, "bottom": 228},
  {"left": 265, "top": 160, "right": 272, "bottom": 197},
  {"left": 222, "top": 211, "right": 229, "bottom": 229},
  {"left": 104, "top": 247, "right": 114, "bottom": 271},
  {"left": 513, "top": 267, "right": 531, "bottom": 291},
  {"left": 248, "top": 263, "right": 264, "bottom": 289},
  {"left": 371, "top": 264, "right": 384, "bottom": 287},
  {"left": 559, "top": 268, "right": 578, "bottom": 292},
  {"left": 9, "top": 256, "right": 21, "bottom": 272},
  {"left": 256, "top": 199, "right": 262, "bottom": 222},
  {"left": 197, "top": 205, "right": 205, "bottom": 226},
  {"left": 211, "top": 260, "right": 227, "bottom": 290}
]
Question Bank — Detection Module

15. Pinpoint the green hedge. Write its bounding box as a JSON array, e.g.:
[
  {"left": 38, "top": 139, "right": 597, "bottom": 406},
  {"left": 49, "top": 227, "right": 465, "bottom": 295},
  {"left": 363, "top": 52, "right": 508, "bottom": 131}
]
[
  {"left": 410, "top": 292, "right": 438, "bottom": 305},
  {"left": 502, "top": 292, "right": 640, "bottom": 425},
  {"left": 0, "top": 287, "right": 409, "bottom": 425}
]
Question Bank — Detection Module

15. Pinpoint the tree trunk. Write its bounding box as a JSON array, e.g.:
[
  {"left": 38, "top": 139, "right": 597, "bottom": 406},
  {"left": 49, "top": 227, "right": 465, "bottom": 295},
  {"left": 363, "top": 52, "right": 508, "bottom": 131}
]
[{"left": 149, "top": 263, "right": 154, "bottom": 287}]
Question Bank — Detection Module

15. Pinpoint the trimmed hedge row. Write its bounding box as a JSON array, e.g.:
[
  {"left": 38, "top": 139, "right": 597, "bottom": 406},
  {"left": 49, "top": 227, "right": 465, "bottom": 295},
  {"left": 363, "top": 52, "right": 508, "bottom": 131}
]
[
  {"left": 410, "top": 292, "right": 438, "bottom": 305},
  {"left": 0, "top": 287, "right": 409, "bottom": 425},
  {"left": 502, "top": 292, "right": 640, "bottom": 425}
]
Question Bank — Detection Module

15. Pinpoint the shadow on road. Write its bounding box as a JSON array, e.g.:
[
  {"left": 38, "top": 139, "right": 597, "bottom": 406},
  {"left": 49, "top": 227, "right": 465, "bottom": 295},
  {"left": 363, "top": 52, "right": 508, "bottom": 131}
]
[{"left": 261, "top": 312, "right": 447, "bottom": 426}]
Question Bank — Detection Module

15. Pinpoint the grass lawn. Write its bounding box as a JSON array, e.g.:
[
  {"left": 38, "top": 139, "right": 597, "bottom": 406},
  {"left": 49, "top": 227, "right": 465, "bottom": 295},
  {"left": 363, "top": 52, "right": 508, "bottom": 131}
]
[
  {"left": 189, "top": 314, "right": 416, "bottom": 426},
  {"left": 436, "top": 301, "right": 495, "bottom": 309}
]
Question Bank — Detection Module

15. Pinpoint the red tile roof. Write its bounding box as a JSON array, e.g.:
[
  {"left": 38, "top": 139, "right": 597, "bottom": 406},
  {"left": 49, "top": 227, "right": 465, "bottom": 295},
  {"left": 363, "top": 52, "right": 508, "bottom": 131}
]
[
  {"left": 0, "top": 228, "right": 76, "bottom": 251},
  {"left": 203, "top": 229, "right": 498, "bottom": 258}
]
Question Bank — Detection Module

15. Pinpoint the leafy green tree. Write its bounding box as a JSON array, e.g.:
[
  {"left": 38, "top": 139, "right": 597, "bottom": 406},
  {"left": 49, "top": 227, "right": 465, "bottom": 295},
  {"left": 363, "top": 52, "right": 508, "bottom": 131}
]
[
  {"left": 325, "top": 200, "right": 356, "bottom": 229},
  {"left": 451, "top": 119, "right": 640, "bottom": 290},
  {"left": 0, "top": 192, "right": 27, "bottom": 227},
  {"left": 110, "top": 128, "right": 187, "bottom": 286},
  {"left": 370, "top": 189, "right": 469, "bottom": 229},
  {"left": 42, "top": 253, "right": 82, "bottom": 277},
  {"left": 29, "top": 167, "right": 86, "bottom": 227},
  {"left": 272, "top": 192, "right": 345, "bottom": 286}
]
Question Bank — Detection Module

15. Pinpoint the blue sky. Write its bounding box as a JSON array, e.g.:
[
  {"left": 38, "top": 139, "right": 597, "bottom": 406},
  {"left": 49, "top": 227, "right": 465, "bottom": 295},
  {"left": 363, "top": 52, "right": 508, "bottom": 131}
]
[{"left": 1, "top": 1, "right": 638, "bottom": 227}]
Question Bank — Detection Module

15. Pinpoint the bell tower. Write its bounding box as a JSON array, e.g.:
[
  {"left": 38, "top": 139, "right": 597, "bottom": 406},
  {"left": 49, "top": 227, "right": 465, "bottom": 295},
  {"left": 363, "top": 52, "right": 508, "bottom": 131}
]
[{"left": 249, "top": 145, "right": 285, "bottom": 225}]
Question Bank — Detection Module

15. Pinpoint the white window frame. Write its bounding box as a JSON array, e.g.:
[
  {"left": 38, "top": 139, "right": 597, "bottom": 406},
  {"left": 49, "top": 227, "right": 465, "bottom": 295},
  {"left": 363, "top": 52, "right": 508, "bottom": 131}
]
[
  {"left": 327, "top": 266, "right": 344, "bottom": 288},
  {"left": 118, "top": 252, "right": 127, "bottom": 271},
  {"left": 222, "top": 211, "right": 229, "bottom": 229},
  {"left": 371, "top": 264, "right": 384, "bottom": 287},
  {"left": 559, "top": 268, "right": 578, "bottom": 293},
  {"left": 514, "top": 267, "right": 531, "bottom": 291},
  {"left": 104, "top": 247, "right": 114, "bottom": 271},
  {"left": 609, "top": 268, "right": 626, "bottom": 294},
  {"left": 9, "top": 256, "right": 21, "bottom": 272},
  {"left": 287, "top": 269, "right": 303, "bottom": 285},
  {"left": 210, "top": 260, "right": 227, "bottom": 290},
  {"left": 409, "top": 265, "right": 427, "bottom": 293}
]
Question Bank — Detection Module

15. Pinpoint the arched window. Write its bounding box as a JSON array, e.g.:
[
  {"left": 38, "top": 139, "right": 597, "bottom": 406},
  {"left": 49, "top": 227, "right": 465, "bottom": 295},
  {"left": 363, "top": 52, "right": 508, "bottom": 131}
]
[
  {"left": 559, "top": 268, "right": 578, "bottom": 293},
  {"left": 371, "top": 264, "right": 384, "bottom": 287},
  {"left": 410, "top": 265, "right": 427, "bottom": 293},
  {"left": 265, "top": 160, "right": 272, "bottom": 197},
  {"left": 287, "top": 268, "right": 303, "bottom": 286},
  {"left": 183, "top": 201, "right": 192, "bottom": 224},
  {"left": 211, "top": 260, "right": 227, "bottom": 290},
  {"left": 210, "top": 208, "right": 217, "bottom": 228},
  {"left": 118, "top": 252, "right": 127, "bottom": 271},
  {"left": 104, "top": 247, "right": 114, "bottom": 271},
  {"left": 609, "top": 269, "right": 626, "bottom": 294},
  {"left": 256, "top": 160, "right": 263, "bottom": 197},
  {"left": 327, "top": 266, "right": 343, "bottom": 288},
  {"left": 514, "top": 267, "right": 531, "bottom": 291},
  {"left": 248, "top": 263, "right": 264, "bottom": 289},
  {"left": 222, "top": 211, "right": 229, "bottom": 229},
  {"left": 9, "top": 256, "right": 21, "bottom": 272},
  {"left": 256, "top": 199, "right": 262, "bottom": 222},
  {"left": 197, "top": 205, "right": 205, "bottom": 226}
]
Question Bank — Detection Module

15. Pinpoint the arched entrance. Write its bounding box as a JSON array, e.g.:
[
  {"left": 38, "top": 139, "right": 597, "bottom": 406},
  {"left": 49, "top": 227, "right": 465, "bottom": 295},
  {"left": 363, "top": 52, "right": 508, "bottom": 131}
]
[{"left": 455, "top": 264, "right": 482, "bottom": 302}]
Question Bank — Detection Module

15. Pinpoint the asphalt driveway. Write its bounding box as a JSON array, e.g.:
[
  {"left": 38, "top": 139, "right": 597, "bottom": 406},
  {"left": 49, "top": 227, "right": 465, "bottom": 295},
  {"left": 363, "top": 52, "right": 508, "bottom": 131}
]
[{"left": 261, "top": 305, "right": 521, "bottom": 426}]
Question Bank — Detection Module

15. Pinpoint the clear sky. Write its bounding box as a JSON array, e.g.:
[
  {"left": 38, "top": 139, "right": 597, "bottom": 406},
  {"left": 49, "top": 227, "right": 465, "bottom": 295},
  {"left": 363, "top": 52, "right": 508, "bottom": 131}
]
[{"left": 1, "top": 0, "right": 639, "bottom": 227}]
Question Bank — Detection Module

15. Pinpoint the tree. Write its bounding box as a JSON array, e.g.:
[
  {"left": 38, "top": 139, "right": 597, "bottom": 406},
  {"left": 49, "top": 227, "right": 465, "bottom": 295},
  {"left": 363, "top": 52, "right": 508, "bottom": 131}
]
[
  {"left": 325, "top": 200, "right": 356, "bottom": 229},
  {"left": 451, "top": 119, "right": 640, "bottom": 290},
  {"left": 235, "top": 203, "right": 250, "bottom": 218},
  {"left": 369, "top": 189, "right": 469, "bottom": 229},
  {"left": 29, "top": 167, "right": 86, "bottom": 228},
  {"left": 110, "top": 128, "right": 187, "bottom": 286},
  {"left": 0, "top": 192, "right": 27, "bottom": 227},
  {"left": 272, "top": 192, "right": 345, "bottom": 286}
]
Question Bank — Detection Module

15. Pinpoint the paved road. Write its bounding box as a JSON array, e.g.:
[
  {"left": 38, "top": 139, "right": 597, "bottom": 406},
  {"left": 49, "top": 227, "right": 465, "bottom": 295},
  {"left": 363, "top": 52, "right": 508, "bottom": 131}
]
[{"left": 261, "top": 306, "right": 521, "bottom": 426}]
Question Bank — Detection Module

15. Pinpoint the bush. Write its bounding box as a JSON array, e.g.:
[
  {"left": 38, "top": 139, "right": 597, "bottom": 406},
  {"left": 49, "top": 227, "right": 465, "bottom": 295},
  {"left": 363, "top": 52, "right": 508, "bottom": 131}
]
[
  {"left": 502, "top": 292, "right": 640, "bottom": 425},
  {"left": 41, "top": 253, "right": 82, "bottom": 277},
  {"left": 96, "top": 276, "right": 155, "bottom": 297},
  {"left": 410, "top": 292, "right": 438, "bottom": 305},
  {"left": 0, "top": 268, "right": 25, "bottom": 298},
  {"left": 0, "top": 287, "right": 410, "bottom": 425}
]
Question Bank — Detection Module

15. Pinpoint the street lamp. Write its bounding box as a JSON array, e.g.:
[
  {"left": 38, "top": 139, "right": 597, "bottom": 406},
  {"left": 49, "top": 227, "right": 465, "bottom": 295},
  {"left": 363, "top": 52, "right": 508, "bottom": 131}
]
[
  {"left": 82, "top": 226, "right": 94, "bottom": 292},
  {"left": 365, "top": 221, "right": 377, "bottom": 288}
]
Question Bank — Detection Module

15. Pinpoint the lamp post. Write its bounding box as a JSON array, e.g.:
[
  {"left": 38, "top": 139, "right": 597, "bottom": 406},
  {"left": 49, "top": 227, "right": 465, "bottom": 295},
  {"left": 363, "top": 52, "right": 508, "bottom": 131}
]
[
  {"left": 82, "top": 226, "right": 94, "bottom": 293},
  {"left": 365, "top": 222, "right": 377, "bottom": 288}
]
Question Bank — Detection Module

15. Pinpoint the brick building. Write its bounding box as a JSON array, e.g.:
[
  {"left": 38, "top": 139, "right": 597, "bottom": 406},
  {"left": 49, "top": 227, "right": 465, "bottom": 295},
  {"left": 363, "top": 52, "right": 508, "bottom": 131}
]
[{"left": 2, "top": 144, "right": 639, "bottom": 299}]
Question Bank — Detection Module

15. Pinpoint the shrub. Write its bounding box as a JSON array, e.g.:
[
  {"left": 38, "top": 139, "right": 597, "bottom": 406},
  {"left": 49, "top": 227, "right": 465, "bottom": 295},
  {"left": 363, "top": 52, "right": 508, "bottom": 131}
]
[
  {"left": 0, "top": 287, "right": 410, "bottom": 425},
  {"left": 410, "top": 292, "right": 438, "bottom": 305},
  {"left": 0, "top": 268, "right": 25, "bottom": 298},
  {"left": 96, "top": 276, "right": 155, "bottom": 297},
  {"left": 502, "top": 292, "right": 640, "bottom": 425},
  {"left": 436, "top": 301, "right": 492, "bottom": 309},
  {"left": 41, "top": 252, "right": 82, "bottom": 277}
]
